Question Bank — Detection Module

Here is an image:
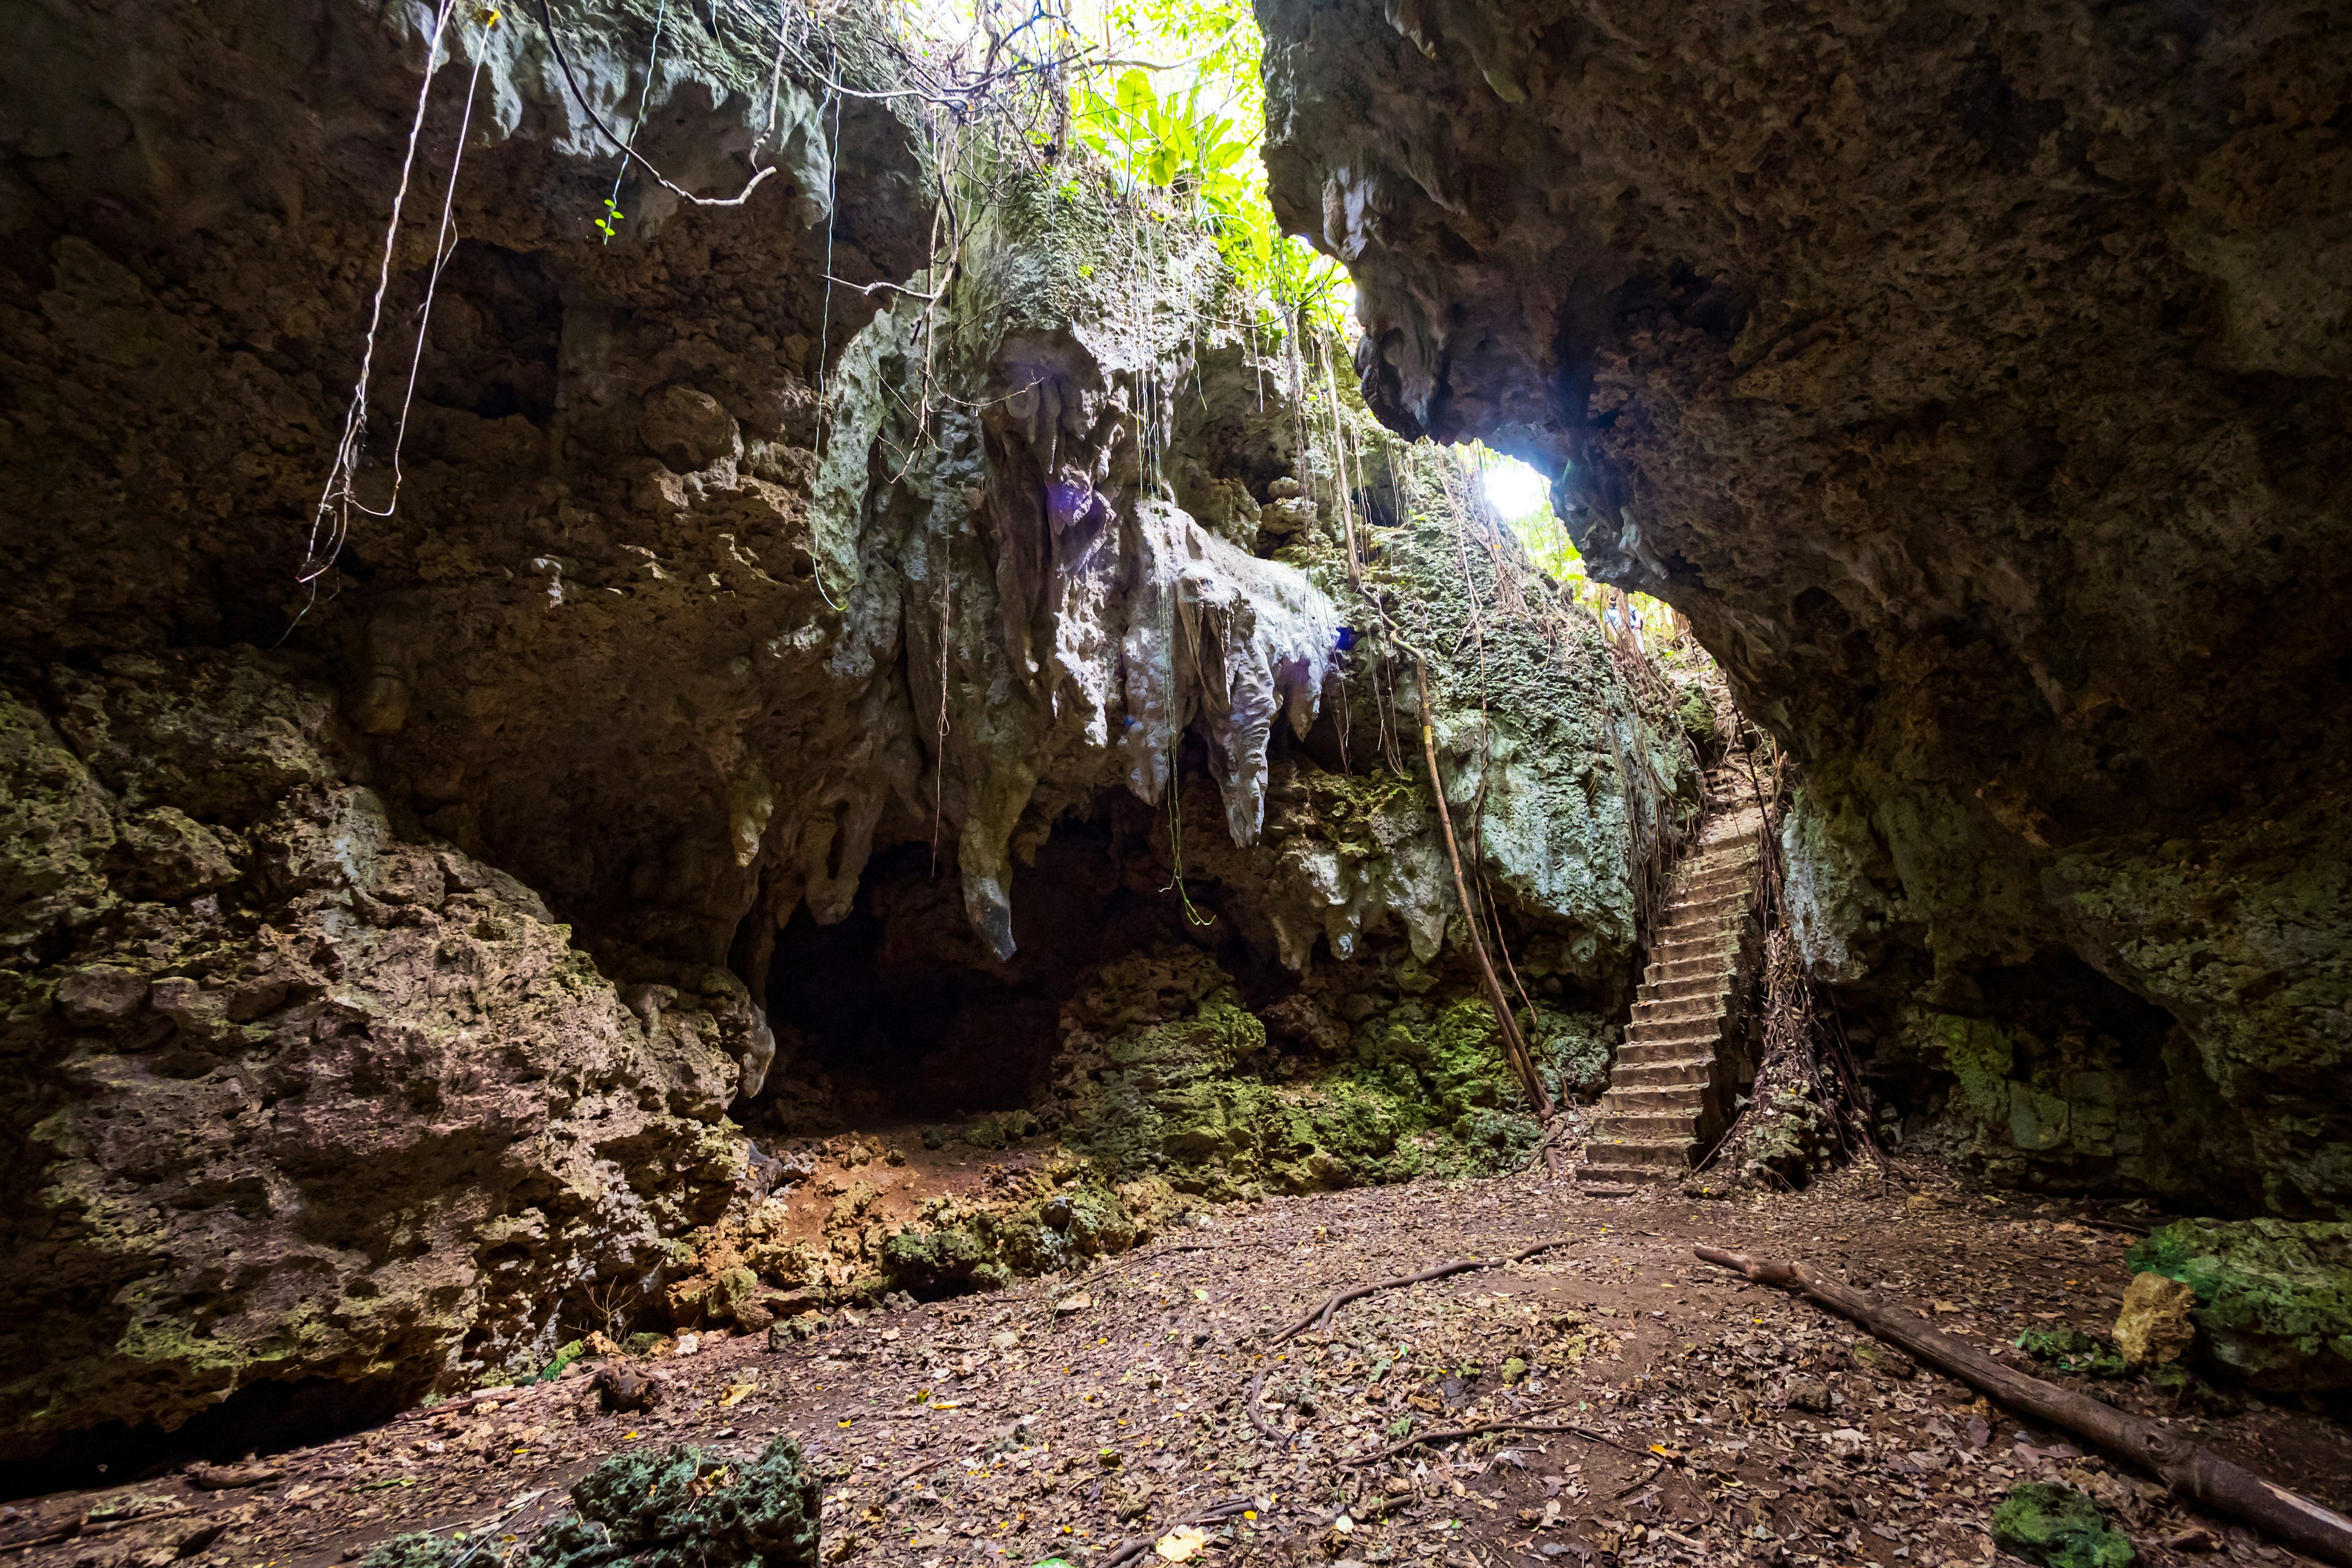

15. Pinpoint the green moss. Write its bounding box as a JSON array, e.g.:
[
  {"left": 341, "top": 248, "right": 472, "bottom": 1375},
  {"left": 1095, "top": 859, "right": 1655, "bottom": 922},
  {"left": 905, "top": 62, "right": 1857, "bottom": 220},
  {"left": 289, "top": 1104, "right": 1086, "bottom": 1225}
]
[
  {"left": 1674, "top": 684, "right": 1720, "bottom": 748},
  {"left": 524, "top": 1436, "right": 818, "bottom": 1568},
  {"left": 2125, "top": 1218, "right": 2352, "bottom": 1392},
  {"left": 361, "top": 1532, "right": 467, "bottom": 1568},
  {"left": 1925, "top": 1012, "right": 2015, "bottom": 1126},
  {"left": 534, "top": 1340, "right": 586, "bottom": 1384},
  {"left": 2013, "top": 1326, "right": 2128, "bottom": 1379},
  {"left": 1990, "top": 1484, "right": 2135, "bottom": 1568}
]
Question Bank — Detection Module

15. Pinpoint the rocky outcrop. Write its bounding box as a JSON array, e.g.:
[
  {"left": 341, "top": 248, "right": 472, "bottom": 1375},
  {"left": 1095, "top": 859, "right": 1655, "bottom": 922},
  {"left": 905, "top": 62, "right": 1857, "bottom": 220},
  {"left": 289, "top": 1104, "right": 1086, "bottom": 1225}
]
[
  {"left": 1, "top": 0, "right": 920, "bottom": 1455},
  {"left": 2127, "top": 1218, "right": 2352, "bottom": 1394},
  {"left": 0, "top": 0, "right": 1698, "bottom": 1458},
  {"left": 0, "top": 650, "right": 760, "bottom": 1458},
  {"left": 1257, "top": 0, "right": 2352, "bottom": 1215}
]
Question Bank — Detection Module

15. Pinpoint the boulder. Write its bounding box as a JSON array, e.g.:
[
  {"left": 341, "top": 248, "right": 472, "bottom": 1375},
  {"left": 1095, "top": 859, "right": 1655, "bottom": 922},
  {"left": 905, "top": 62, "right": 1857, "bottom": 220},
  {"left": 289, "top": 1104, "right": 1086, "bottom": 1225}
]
[{"left": 2113, "top": 1272, "right": 2198, "bottom": 1368}]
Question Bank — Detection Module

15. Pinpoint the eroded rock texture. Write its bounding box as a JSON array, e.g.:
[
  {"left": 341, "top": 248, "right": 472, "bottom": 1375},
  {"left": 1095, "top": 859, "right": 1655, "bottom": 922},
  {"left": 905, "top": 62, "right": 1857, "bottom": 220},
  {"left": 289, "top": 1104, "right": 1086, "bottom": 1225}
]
[
  {"left": 1, "top": 0, "right": 1696, "bottom": 1457},
  {"left": 1258, "top": 0, "right": 2352, "bottom": 1214},
  {"left": 0, "top": 650, "right": 755, "bottom": 1459},
  {"left": 2, "top": 0, "right": 915, "bottom": 1453}
]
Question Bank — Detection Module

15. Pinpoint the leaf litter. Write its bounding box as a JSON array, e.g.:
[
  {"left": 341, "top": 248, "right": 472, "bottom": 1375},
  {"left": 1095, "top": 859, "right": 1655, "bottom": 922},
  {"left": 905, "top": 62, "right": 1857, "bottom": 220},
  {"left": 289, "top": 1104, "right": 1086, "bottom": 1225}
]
[{"left": 9, "top": 1159, "right": 2349, "bottom": 1568}]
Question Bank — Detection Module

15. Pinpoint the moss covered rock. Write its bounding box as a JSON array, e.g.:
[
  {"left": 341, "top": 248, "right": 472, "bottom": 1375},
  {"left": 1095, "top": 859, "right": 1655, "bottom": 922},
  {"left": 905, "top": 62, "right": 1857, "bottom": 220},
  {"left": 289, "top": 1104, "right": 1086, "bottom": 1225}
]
[
  {"left": 2125, "top": 1218, "right": 2352, "bottom": 1392},
  {"left": 1991, "top": 1484, "right": 2135, "bottom": 1568},
  {"left": 2013, "top": 1326, "right": 2128, "bottom": 1380},
  {"left": 367, "top": 1436, "right": 820, "bottom": 1568}
]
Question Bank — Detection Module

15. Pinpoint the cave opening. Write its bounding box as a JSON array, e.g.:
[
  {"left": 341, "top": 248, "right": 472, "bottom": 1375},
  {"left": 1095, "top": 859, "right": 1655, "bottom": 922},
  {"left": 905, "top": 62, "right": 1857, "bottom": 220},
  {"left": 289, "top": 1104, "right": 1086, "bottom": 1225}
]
[
  {"left": 0, "top": 1376, "right": 412, "bottom": 1502},
  {"left": 756, "top": 799, "right": 1293, "bottom": 1129}
]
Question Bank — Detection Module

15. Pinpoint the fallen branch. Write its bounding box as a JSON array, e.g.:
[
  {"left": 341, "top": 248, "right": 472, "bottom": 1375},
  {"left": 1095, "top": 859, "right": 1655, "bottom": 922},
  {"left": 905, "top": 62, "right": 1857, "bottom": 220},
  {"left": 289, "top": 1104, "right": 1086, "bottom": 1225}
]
[
  {"left": 1695, "top": 1247, "right": 2352, "bottom": 1567},
  {"left": 1347, "top": 1416, "right": 1650, "bottom": 1469},
  {"left": 1274, "top": 1240, "right": 1574, "bottom": 1344}
]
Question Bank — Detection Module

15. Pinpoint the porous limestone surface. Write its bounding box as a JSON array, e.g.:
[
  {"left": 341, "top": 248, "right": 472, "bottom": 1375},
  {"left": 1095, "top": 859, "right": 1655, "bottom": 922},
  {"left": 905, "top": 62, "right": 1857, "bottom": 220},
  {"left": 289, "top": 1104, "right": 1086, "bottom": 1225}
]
[
  {"left": 1256, "top": 0, "right": 2352, "bottom": 1215},
  {"left": 0, "top": 650, "right": 763, "bottom": 1458},
  {"left": 0, "top": 0, "right": 1692, "bottom": 1458}
]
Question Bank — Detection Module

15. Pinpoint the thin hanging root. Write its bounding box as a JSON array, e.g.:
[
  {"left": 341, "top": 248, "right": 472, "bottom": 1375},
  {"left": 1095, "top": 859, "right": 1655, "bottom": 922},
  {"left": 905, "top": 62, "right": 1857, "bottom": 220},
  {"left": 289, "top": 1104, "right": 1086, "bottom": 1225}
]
[
  {"left": 1695, "top": 1248, "right": 2352, "bottom": 1567},
  {"left": 527, "top": 0, "right": 780, "bottom": 210},
  {"left": 1415, "top": 657, "right": 1554, "bottom": 1118},
  {"left": 300, "top": 0, "right": 462, "bottom": 603}
]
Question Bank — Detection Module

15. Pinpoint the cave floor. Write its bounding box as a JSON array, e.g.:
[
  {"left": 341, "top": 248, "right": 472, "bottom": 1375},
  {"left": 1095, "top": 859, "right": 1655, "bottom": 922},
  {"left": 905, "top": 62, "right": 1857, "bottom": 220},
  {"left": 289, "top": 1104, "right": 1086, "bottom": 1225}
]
[{"left": 13, "top": 1161, "right": 2350, "bottom": 1568}]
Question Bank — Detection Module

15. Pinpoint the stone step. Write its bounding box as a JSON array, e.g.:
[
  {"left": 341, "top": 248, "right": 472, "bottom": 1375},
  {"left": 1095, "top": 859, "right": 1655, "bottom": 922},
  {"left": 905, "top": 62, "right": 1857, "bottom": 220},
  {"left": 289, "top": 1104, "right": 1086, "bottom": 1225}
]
[
  {"left": 1645, "top": 974, "right": 1731, "bottom": 1006},
  {"left": 1662, "top": 891, "right": 1749, "bottom": 919},
  {"left": 1627, "top": 1003, "right": 1725, "bottom": 1031},
  {"left": 1596, "top": 1107, "right": 1703, "bottom": 1142},
  {"left": 1600, "top": 1084, "right": 1708, "bottom": 1115},
  {"left": 1618, "top": 1048, "right": 1720, "bottom": 1075},
  {"left": 1623, "top": 1020, "right": 1724, "bottom": 1049},
  {"left": 1675, "top": 861, "right": 1757, "bottom": 889},
  {"left": 1643, "top": 955, "right": 1731, "bottom": 985},
  {"left": 1649, "top": 932, "right": 1738, "bottom": 960},
  {"left": 1610, "top": 1055, "right": 1716, "bottom": 1088},
  {"left": 1619, "top": 1027, "right": 1722, "bottom": 1054},
  {"left": 1580, "top": 1136, "right": 1692, "bottom": 1170},
  {"left": 1630, "top": 1001, "right": 1724, "bottom": 1030}
]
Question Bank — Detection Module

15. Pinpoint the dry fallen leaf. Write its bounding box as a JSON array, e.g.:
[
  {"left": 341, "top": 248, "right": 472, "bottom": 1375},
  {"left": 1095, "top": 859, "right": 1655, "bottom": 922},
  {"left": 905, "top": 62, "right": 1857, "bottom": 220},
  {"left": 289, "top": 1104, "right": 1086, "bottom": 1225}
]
[
  {"left": 1156, "top": 1525, "right": 1209, "bottom": 1561},
  {"left": 718, "top": 1381, "right": 756, "bottom": 1408}
]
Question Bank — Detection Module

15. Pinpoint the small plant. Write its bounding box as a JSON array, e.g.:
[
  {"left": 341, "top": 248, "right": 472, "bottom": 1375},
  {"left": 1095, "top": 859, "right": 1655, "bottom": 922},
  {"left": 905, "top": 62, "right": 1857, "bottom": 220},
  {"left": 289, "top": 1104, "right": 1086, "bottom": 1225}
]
[{"left": 594, "top": 196, "right": 625, "bottom": 243}]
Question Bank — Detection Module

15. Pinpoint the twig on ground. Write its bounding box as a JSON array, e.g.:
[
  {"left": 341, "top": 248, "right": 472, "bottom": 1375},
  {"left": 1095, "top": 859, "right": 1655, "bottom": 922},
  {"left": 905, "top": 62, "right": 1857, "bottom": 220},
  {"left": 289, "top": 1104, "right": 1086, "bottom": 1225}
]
[
  {"left": 1346, "top": 1415, "right": 1647, "bottom": 1469},
  {"left": 1273, "top": 1239, "right": 1574, "bottom": 1344},
  {"left": 1695, "top": 1246, "right": 2352, "bottom": 1567}
]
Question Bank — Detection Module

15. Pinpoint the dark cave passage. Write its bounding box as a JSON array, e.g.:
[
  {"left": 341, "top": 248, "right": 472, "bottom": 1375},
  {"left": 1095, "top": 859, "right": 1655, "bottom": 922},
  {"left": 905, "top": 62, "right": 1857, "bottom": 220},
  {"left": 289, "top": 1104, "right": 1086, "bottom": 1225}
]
[
  {"left": 0, "top": 1376, "right": 412, "bottom": 1502},
  {"left": 756, "top": 802, "right": 1293, "bottom": 1125}
]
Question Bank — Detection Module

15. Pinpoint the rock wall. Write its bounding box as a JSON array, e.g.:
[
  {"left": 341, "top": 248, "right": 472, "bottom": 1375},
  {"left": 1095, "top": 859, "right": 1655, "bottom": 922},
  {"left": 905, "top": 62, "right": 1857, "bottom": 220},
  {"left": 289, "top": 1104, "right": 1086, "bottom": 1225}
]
[
  {"left": 1, "top": 0, "right": 1700, "bottom": 1458},
  {"left": 0, "top": 650, "right": 755, "bottom": 1460},
  {"left": 2, "top": 0, "right": 922, "bottom": 1455},
  {"left": 1256, "top": 0, "right": 2352, "bottom": 1215}
]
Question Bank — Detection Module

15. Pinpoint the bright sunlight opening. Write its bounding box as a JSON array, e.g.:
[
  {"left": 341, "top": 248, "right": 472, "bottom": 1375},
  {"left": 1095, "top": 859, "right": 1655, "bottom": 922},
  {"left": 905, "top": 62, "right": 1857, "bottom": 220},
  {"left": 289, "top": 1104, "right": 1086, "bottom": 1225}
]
[{"left": 1479, "top": 456, "right": 1551, "bottom": 521}]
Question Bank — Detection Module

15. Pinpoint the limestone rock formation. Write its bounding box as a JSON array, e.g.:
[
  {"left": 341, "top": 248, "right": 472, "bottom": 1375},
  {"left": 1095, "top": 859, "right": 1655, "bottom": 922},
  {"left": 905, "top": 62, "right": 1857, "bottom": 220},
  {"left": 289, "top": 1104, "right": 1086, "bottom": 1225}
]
[
  {"left": 0, "top": 0, "right": 1696, "bottom": 1460},
  {"left": 2127, "top": 1217, "right": 2352, "bottom": 1393},
  {"left": 1257, "top": 0, "right": 2352, "bottom": 1215},
  {"left": 0, "top": 649, "right": 760, "bottom": 1458}
]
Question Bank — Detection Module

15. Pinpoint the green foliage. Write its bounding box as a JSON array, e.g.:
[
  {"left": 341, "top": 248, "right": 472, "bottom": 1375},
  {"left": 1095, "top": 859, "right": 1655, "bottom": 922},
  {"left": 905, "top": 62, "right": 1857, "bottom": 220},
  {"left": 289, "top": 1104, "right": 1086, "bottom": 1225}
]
[
  {"left": 1991, "top": 1484, "right": 2136, "bottom": 1568},
  {"left": 1069, "top": 1, "right": 1349, "bottom": 333},
  {"left": 2014, "top": 1325, "right": 2128, "bottom": 1379}
]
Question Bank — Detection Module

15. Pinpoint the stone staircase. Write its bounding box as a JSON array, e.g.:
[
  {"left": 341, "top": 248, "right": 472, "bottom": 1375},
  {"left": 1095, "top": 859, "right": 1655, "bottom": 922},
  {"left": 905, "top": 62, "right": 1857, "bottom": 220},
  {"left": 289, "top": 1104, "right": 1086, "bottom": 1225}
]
[{"left": 1580, "top": 766, "right": 1765, "bottom": 1193}]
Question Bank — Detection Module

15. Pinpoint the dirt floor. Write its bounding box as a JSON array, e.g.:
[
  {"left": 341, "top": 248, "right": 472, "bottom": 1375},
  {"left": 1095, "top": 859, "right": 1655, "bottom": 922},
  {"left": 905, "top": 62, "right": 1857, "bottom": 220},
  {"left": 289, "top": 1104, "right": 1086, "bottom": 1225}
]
[{"left": 8, "top": 1158, "right": 2348, "bottom": 1568}]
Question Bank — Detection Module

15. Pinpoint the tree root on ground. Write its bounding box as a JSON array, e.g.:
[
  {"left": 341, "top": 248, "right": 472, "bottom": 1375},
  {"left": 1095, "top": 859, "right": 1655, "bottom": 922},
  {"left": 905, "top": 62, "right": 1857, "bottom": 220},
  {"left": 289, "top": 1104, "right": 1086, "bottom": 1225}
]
[{"left": 1273, "top": 1239, "right": 1575, "bottom": 1344}]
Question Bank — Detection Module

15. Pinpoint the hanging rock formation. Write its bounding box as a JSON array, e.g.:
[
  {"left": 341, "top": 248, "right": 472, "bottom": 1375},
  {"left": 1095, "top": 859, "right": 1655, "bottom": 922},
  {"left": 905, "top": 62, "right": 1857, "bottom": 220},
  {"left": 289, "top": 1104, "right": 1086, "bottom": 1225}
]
[
  {"left": 1256, "top": 0, "right": 2352, "bottom": 1216},
  {"left": 0, "top": 0, "right": 1699, "bottom": 1457}
]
